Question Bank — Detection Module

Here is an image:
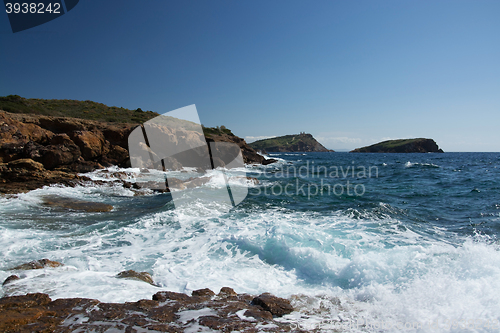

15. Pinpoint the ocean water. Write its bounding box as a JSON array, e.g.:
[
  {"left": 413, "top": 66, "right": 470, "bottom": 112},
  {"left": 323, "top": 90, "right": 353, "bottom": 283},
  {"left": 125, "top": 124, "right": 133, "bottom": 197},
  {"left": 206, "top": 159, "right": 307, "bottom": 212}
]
[{"left": 1, "top": 152, "right": 500, "bottom": 332}]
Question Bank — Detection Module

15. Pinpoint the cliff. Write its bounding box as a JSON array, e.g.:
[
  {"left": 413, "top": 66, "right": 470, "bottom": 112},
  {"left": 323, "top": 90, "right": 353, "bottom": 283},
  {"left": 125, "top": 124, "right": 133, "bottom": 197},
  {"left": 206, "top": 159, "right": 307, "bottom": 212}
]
[
  {"left": 0, "top": 101, "right": 270, "bottom": 193},
  {"left": 350, "top": 138, "right": 444, "bottom": 153},
  {"left": 249, "top": 133, "right": 333, "bottom": 153}
]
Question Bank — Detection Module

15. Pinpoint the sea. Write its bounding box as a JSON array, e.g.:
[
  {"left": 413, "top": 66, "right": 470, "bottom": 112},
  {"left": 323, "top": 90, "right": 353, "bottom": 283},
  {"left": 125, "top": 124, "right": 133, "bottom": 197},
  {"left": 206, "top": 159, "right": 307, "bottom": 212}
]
[{"left": 1, "top": 152, "right": 500, "bottom": 332}]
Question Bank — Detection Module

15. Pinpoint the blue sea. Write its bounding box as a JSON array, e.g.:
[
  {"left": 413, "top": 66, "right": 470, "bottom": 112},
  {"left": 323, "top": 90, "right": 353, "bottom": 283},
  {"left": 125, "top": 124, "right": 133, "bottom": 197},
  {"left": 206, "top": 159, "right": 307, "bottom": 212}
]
[{"left": 1, "top": 152, "right": 500, "bottom": 332}]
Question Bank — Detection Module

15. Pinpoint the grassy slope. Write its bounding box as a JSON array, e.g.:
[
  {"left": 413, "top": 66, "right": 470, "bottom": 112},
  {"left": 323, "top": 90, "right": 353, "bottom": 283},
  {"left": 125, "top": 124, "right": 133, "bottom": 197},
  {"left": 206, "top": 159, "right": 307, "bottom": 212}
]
[
  {"left": 0, "top": 95, "right": 230, "bottom": 136},
  {"left": 0, "top": 95, "right": 160, "bottom": 124}
]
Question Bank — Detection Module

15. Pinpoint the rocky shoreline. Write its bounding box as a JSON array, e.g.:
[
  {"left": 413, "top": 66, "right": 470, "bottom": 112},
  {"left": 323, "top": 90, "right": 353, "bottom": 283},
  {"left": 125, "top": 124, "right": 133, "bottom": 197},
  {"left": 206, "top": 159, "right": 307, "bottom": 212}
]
[
  {"left": 0, "top": 291, "right": 298, "bottom": 332},
  {"left": 0, "top": 110, "right": 274, "bottom": 194},
  {"left": 1, "top": 259, "right": 298, "bottom": 332}
]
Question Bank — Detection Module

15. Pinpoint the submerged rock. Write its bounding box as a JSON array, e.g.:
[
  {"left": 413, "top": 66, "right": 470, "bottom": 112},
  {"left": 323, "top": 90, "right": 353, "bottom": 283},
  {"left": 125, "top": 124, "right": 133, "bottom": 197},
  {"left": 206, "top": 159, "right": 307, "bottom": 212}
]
[
  {"left": 2, "top": 275, "right": 20, "bottom": 286},
  {"left": 116, "top": 270, "right": 155, "bottom": 285},
  {"left": 11, "top": 259, "right": 63, "bottom": 270},
  {"left": 42, "top": 196, "right": 113, "bottom": 212}
]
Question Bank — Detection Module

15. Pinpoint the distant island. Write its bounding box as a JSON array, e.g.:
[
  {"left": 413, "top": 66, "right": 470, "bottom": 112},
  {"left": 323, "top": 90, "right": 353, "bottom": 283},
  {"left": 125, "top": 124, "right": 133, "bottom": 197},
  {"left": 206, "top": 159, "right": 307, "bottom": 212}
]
[
  {"left": 249, "top": 133, "right": 333, "bottom": 153},
  {"left": 350, "top": 138, "right": 444, "bottom": 153}
]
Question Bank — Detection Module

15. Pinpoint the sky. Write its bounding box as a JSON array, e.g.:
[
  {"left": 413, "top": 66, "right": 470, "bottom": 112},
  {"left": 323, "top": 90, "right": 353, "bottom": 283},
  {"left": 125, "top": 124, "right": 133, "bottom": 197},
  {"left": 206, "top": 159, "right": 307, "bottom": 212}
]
[{"left": 1, "top": 0, "right": 499, "bottom": 151}]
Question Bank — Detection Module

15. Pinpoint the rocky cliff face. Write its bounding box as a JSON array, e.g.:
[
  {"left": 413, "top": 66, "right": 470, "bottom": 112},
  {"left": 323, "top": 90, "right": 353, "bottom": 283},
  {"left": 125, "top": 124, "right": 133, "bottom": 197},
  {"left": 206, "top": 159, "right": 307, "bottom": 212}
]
[
  {"left": 0, "top": 111, "right": 269, "bottom": 193},
  {"left": 350, "top": 138, "right": 444, "bottom": 153},
  {"left": 249, "top": 133, "right": 333, "bottom": 153}
]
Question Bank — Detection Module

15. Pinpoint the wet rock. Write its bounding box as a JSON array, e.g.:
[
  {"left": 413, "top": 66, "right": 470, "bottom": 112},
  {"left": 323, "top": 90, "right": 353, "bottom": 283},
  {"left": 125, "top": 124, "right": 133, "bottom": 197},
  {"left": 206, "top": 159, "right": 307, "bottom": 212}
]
[
  {"left": 2, "top": 275, "right": 20, "bottom": 286},
  {"left": 12, "top": 259, "right": 63, "bottom": 270},
  {"left": 0, "top": 289, "right": 296, "bottom": 332},
  {"left": 42, "top": 196, "right": 113, "bottom": 212},
  {"left": 218, "top": 287, "right": 238, "bottom": 297},
  {"left": 153, "top": 291, "right": 192, "bottom": 302},
  {"left": 148, "top": 304, "right": 178, "bottom": 322},
  {"left": 192, "top": 288, "right": 215, "bottom": 298},
  {"left": 251, "top": 293, "right": 294, "bottom": 317},
  {"left": 116, "top": 270, "right": 155, "bottom": 285},
  {"left": 262, "top": 158, "right": 278, "bottom": 165},
  {"left": 244, "top": 308, "right": 274, "bottom": 321}
]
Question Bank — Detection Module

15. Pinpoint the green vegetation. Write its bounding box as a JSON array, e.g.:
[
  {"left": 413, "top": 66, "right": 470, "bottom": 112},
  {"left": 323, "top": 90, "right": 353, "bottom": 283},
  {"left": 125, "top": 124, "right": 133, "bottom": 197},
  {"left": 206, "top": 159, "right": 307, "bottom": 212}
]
[
  {"left": 370, "top": 139, "right": 421, "bottom": 149},
  {"left": 351, "top": 138, "right": 443, "bottom": 153},
  {"left": 0, "top": 95, "right": 235, "bottom": 138},
  {"left": 249, "top": 133, "right": 331, "bottom": 152},
  {"left": 202, "top": 125, "right": 234, "bottom": 138},
  {"left": 250, "top": 134, "right": 305, "bottom": 151},
  {"left": 0, "top": 95, "right": 159, "bottom": 123}
]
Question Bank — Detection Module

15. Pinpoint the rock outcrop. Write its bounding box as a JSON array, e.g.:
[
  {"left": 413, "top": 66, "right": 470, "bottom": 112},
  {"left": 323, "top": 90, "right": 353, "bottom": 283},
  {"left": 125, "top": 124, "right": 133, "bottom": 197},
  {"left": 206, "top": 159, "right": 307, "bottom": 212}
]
[
  {"left": 10, "top": 259, "right": 63, "bottom": 270},
  {"left": 0, "top": 110, "right": 271, "bottom": 194},
  {"left": 116, "top": 270, "right": 155, "bottom": 286},
  {"left": 0, "top": 289, "right": 296, "bottom": 332},
  {"left": 249, "top": 133, "right": 333, "bottom": 153},
  {"left": 350, "top": 138, "right": 444, "bottom": 153}
]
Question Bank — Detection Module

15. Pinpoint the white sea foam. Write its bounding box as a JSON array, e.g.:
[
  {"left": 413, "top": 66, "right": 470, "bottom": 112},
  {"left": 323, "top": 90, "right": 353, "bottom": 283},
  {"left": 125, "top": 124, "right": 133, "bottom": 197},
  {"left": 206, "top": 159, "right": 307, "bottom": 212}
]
[
  {"left": 405, "top": 161, "right": 440, "bottom": 168},
  {"left": 1, "top": 179, "right": 500, "bottom": 332}
]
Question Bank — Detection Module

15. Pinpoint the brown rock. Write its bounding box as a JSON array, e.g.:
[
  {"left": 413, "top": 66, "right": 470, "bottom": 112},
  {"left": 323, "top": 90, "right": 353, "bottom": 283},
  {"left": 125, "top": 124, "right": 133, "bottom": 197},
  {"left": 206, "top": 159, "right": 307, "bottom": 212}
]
[
  {"left": 218, "top": 287, "right": 238, "bottom": 297},
  {"left": 192, "top": 288, "right": 215, "bottom": 298},
  {"left": 0, "top": 289, "right": 296, "bottom": 332},
  {"left": 2, "top": 275, "right": 20, "bottom": 286},
  {"left": 148, "top": 304, "right": 178, "bottom": 322},
  {"left": 101, "top": 144, "right": 129, "bottom": 166},
  {"left": 0, "top": 293, "right": 52, "bottom": 309},
  {"left": 251, "top": 293, "right": 294, "bottom": 317},
  {"left": 116, "top": 270, "right": 155, "bottom": 285},
  {"left": 244, "top": 308, "right": 274, "bottom": 321},
  {"left": 11, "top": 259, "right": 63, "bottom": 270},
  {"left": 152, "top": 291, "right": 192, "bottom": 302},
  {"left": 69, "top": 130, "right": 105, "bottom": 160},
  {"left": 0, "top": 293, "right": 53, "bottom": 332},
  {"left": 39, "top": 143, "right": 81, "bottom": 169},
  {"left": 7, "top": 158, "right": 44, "bottom": 171},
  {"left": 49, "top": 133, "right": 73, "bottom": 146}
]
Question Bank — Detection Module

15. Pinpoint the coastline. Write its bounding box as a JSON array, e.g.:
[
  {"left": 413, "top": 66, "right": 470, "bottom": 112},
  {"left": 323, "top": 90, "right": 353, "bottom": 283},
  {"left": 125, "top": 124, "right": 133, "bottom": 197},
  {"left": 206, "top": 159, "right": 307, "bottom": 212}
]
[{"left": 0, "top": 110, "right": 273, "bottom": 195}]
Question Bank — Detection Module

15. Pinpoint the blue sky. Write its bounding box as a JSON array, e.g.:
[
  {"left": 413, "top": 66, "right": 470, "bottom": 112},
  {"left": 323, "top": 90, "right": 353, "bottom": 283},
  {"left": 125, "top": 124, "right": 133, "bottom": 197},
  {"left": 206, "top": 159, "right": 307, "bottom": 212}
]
[{"left": 1, "top": 0, "right": 499, "bottom": 151}]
